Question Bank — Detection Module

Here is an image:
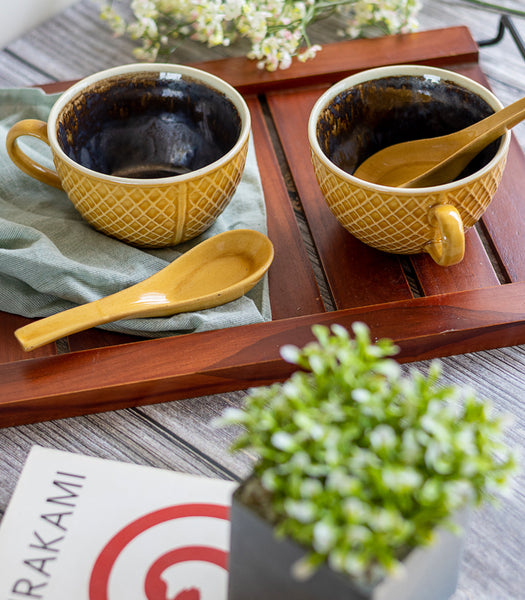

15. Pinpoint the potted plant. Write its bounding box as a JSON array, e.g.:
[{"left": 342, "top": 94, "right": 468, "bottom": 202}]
[{"left": 218, "top": 323, "right": 516, "bottom": 600}]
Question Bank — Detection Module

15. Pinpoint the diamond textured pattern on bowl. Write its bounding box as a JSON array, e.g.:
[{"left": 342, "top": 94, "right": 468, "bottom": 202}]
[
  {"left": 184, "top": 143, "right": 248, "bottom": 241},
  {"left": 311, "top": 150, "right": 507, "bottom": 254},
  {"left": 53, "top": 138, "right": 248, "bottom": 248}
]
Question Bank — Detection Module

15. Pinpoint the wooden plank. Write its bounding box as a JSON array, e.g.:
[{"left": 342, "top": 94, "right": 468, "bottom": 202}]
[
  {"left": 0, "top": 312, "right": 57, "bottom": 363},
  {"left": 246, "top": 96, "right": 324, "bottom": 318},
  {"left": 190, "top": 27, "right": 478, "bottom": 94},
  {"left": 68, "top": 328, "right": 142, "bottom": 352},
  {"left": 410, "top": 62, "right": 525, "bottom": 292},
  {"left": 267, "top": 86, "right": 414, "bottom": 309},
  {"left": 481, "top": 135, "right": 525, "bottom": 282},
  {"left": 451, "top": 64, "right": 525, "bottom": 283},
  {"left": 1, "top": 281, "right": 524, "bottom": 428},
  {"left": 37, "top": 26, "right": 477, "bottom": 97}
]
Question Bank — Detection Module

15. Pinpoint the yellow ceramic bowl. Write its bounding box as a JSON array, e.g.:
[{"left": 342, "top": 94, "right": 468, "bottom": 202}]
[
  {"left": 7, "top": 64, "right": 251, "bottom": 248},
  {"left": 308, "top": 65, "right": 510, "bottom": 266}
]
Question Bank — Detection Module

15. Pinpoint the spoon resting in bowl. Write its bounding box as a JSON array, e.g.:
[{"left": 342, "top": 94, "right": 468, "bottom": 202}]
[
  {"left": 15, "top": 229, "right": 274, "bottom": 351},
  {"left": 353, "top": 95, "right": 525, "bottom": 188}
]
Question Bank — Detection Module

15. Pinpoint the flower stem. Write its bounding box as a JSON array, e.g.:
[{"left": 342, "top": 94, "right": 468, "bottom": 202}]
[{"left": 462, "top": 0, "right": 525, "bottom": 17}]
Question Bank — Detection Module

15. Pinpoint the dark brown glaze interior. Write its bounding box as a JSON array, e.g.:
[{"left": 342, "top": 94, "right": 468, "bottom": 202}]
[
  {"left": 56, "top": 71, "right": 242, "bottom": 178},
  {"left": 316, "top": 74, "right": 501, "bottom": 180}
]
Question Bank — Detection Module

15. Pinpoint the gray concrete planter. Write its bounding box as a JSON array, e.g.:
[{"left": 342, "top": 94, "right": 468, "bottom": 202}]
[{"left": 228, "top": 483, "right": 469, "bottom": 600}]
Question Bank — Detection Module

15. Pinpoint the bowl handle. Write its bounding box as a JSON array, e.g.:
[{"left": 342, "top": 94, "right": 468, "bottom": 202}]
[
  {"left": 426, "top": 204, "right": 465, "bottom": 267},
  {"left": 6, "top": 119, "right": 63, "bottom": 189}
]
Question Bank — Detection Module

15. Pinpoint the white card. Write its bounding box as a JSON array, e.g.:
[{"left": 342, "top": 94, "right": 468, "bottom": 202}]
[{"left": 0, "top": 446, "right": 236, "bottom": 600}]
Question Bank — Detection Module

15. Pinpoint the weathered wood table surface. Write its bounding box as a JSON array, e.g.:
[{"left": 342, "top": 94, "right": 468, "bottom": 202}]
[{"left": 0, "top": 1, "right": 524, "bottom": 598}]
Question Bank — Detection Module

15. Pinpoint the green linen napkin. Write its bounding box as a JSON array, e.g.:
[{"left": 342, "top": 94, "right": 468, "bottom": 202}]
[{"left": 0, "top": 87, "right": 271, "bottom": 338}]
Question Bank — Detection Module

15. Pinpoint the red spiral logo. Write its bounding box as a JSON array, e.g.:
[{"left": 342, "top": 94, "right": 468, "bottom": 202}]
[{"left": 89, "top": 503, "right": 229, "bottom": 600}]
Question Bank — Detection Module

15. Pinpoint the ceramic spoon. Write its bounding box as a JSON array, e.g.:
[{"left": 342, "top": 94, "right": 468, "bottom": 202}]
[
  {"left": 15, "top": 229, "right": 274, "bottom": 351},
  {"left": 352, "top": 95, "right": 525, "bottom": 188}
]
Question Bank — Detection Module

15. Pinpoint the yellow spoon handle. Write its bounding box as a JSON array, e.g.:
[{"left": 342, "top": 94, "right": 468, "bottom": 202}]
[
  {"left": 14, "top": 288, "right": 161, "bottom": 352},
  {"left": 403, "top": 96, "right": 525, "bottom": 187},
  {"left": 463, "top": 95, "right": 525, "bottom": 145}
]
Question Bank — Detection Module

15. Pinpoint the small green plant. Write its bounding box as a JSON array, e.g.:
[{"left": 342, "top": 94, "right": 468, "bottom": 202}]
[{"left": 220, "top": 323, "right": 516, "bottom": 584}]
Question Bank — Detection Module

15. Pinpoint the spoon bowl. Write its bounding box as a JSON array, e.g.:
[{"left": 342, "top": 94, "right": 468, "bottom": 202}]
[
  {"left": 15, "top": 229, "right": 274, "bottom": 351},
  {"left": 353, "top": 96, "right": 525, "bottom": 187}
]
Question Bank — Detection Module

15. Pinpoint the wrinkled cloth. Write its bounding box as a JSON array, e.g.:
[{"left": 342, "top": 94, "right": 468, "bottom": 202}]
[{"left": 0, "top": 87, "right": 270, "bottom": 337}]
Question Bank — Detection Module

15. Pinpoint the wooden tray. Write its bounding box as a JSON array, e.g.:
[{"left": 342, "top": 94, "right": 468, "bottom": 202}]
[{"left": 2, "top": 26, "right": 525, "bottom": 427}]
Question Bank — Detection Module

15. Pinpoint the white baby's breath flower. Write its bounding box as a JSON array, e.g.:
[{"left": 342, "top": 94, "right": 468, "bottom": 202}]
[
  {"left": 103, "top": 0, "right": 422, "bottom": 71},
  {"left": 222, "top": 0, "right": 244, "bottom": 19},
  {"left": 100, "top": 7, "right": 127, "bottom": 35}
]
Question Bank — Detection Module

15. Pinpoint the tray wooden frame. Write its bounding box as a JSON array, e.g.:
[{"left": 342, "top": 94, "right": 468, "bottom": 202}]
[{"left": 2, "top": 26, "right": 525, "bottom": 427}]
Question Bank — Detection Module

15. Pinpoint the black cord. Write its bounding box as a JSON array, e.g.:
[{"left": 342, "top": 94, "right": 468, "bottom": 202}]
[{"left": 477, "top": 14, "right": 525, "bottom": 60}]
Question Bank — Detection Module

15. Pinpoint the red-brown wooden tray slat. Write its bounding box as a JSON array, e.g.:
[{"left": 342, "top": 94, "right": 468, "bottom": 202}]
[
  {"left": 482, "top": 136, "right": 525, "bottom": 283},
  {"left": 191, "top": 27, "right": 479, "bottom": 94},
  {"left": 444, "top": 63, "right": 525, "bottom": 284},
  {"left": 67, "top": 328, "right": 143, "bottom": 352},
  {"left": 2, "top": 281, "right": 525, "bottom": 428},
  {"left": 0, "top": 313, "right": 57, "bottom": 363},
  {"left": 246, "top": 96, "right": 324, "bottom": 318},
  {"left": 266, "top": 87, "right": 414, "bottom": 308},
  {"left": 39, "top": 26, "right": 478, "bottom": 98},
  {"left": 2, "top": 26, "right": 525, "bottom": 428}
]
